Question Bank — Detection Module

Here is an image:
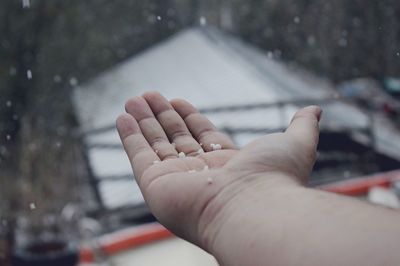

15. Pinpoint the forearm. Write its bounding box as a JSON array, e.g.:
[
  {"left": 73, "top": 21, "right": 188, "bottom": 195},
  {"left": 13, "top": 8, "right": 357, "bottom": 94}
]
[
  {"left": 205, "top": 184, "right": 400, "bottom": 266},
  {"left": 117, "top": 95, "right": 398, "bottom": 265}
]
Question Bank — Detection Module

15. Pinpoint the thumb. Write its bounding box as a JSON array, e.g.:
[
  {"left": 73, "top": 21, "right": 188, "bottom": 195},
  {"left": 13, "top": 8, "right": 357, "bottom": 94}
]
[{"left": 285, "top": 106, "right": 322, "bottom": 152}]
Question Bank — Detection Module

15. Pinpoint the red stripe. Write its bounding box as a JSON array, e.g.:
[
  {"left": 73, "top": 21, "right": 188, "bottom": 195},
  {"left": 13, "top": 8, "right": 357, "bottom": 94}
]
[
  {"left": 79, "top": 224, "right": 173, "bottom": 263},
  {"left": 80, "top": 170, "right": 400, "bottom": 263},
  {"left": 321, "top": 170, "right": 400, "bottom": 196}
]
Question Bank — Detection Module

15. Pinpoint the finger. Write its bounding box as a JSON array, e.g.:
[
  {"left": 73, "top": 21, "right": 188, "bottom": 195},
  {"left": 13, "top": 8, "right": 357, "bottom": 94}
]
[
  {"left": 143, "top": 91, "right": 203, "bottom": 156},
  {"left": 170, "top": 99, "right": 236, "bottom": 152},
  {"left": 285, "top": 106, "right": 322, "bottom": 152},
  {"left": 125, "top": 97, "right": 178, "bottom": 160},
  {"left": 116, "top": 113, "right": 159, "bottom": 181}
]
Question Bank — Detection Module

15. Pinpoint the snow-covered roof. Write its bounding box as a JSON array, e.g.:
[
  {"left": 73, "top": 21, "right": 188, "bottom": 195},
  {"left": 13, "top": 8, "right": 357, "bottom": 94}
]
[{"left": 73, "top": 27, "right": 400, "bottom": 209}]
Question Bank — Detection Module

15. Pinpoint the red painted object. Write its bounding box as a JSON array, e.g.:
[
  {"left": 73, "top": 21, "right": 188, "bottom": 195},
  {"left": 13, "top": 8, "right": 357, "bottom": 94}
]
[
  {"left": 79, "top": 223, "right": 172, "bottom": 263},
  {"left": 79, "top": 170, "right": 400, "bottom": 263},
  {"left": 321, "top": 170, "right": 400, "bottom": 196}
]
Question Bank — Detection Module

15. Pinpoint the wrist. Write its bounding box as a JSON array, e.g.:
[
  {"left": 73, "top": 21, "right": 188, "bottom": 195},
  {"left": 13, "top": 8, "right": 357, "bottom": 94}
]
[{"left": 196, "top": 170, "right": 303, "bottom": 254}]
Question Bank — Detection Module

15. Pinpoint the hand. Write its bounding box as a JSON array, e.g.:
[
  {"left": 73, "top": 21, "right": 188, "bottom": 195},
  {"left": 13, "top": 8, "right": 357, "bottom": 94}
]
[{"left": 116, "top": 91, "right": 321, "bottom": 250}]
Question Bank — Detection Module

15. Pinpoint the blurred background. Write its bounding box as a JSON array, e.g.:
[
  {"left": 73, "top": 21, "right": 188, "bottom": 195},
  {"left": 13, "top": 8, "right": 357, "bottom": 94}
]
[{"left": 1, "top": 0, "right": 400, "bottom": 265}]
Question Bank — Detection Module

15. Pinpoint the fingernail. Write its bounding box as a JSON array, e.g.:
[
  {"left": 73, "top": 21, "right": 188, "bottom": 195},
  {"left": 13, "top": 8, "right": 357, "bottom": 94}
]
[
  {"left": 306, "top": 105, "right": 322, "bottom": 121},
  {"left": 116, "top": 113, "right": 136, "bottom": 139},
  {"left": 315, "top": 106, "right": 322, "bottom": 122}
]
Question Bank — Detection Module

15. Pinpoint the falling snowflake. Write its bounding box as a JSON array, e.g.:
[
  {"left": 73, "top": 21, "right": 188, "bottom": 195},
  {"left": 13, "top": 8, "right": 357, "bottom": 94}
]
[
  {"left": 307, "top": 35, "right": 316, "bottom": 46},
  {"left": 69, "top": 77, "right": 78, "bottom": 86},
  {"left": 156, "top": 16, "right": 162, "bottom": 21},
  {"left": 338, "top": 38, "right": 348, "bottom": 47},
  {"left": 27, "top": 70, "right": 32, "bottom": 79},
  {"left": 29, "top": 202, "right": 36, "bottom": 210},
  {"left": 22, "top": 0, "right": 30, "bottom": 8},
  {"left": 199, "top": 16, "right": 207, "bottom": 26},
  {"left": 53, "top": 75, "right": 62, "bottom": 83}
]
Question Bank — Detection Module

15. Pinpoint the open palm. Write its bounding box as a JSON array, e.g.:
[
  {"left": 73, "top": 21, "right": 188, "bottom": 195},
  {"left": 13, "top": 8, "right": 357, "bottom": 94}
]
[{"left": 116, "top": 92, "right": 321, "bottom": 247}]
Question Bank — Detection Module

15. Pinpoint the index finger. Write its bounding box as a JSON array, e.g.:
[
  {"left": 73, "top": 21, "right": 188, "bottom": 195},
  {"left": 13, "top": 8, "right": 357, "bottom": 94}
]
[{"left": 116, "top": 113, "right": 160, "bottom": 182}]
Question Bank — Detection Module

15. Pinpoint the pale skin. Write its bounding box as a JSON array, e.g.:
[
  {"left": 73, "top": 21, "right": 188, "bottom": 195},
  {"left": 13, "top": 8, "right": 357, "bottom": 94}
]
[{"left": 116, "top": 91, "right": 400, "bottom": 266}]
